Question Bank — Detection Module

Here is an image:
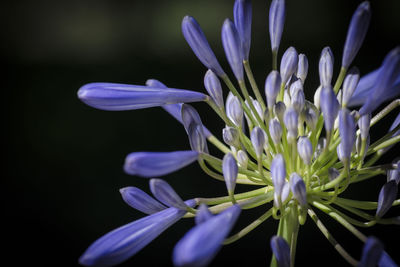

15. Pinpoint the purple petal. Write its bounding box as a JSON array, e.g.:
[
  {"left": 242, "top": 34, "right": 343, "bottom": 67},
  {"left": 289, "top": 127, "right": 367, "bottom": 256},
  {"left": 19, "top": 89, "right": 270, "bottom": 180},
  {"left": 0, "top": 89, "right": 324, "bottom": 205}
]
[
  {"left": 270, "top": 235, "right": 291, "bottom": 267},
  {"left": 265, "top": 71, "right": 282, "bottom": 110},
  {"left": 297, "top": 136, "right": 312, "bottom": 165},
  {"left": 234, "top": 0, "right": 252, "bottom": 60},
  {"left": 77, "top": 83, "right": 206, "bottom": 111},
  {"left": 342, "top": 67, "right": 360, "bottom": 107},
  {"left": 195, "top": 203, "right": 214, "bottom": 225},
  {"left": 271, "top": 154, "right": 286, "bottom": 197},
  {"left": 359, "top": 236, "right": 384, "bottom": 267},
  {"left": 222, "top": 19, "right": 244, "bottom": 81},
  {"left": 79, "top": 199, "right": 195, "bottom": 267},
  {"left": 181, "top": 104, "right": 209, "bottom": 153},
  {"left": 173, "top": 205, "right": 241, "bottom": 267},
  {"left": 150, "top": 179, "right": 188, "bottom": 210},
  {"left": 376, "top": 180, "right": 398, "bottom": 218},
  {"left": 124, "top": 151, "right": 199, "bottom": 177},
  {"left": 250, "top": 126, "right": 266, "bottom": 158},
  {"left": 119, "top": 187, "right": 167, "bottom": 214},
  {"left": 280, "top": 47, "right": 298, "bottom": 84},
  {"left": 338, "top": 109, "right": 356, "bottom": 160},
  {"left": 289, "top": 173, "right": 307, "bottom": 206},
  {"left": 320, "top": 86, "right": 339, "bottom": 133},
  {"left": 378, "top": 251, "right": 398, "bottom": 267}
]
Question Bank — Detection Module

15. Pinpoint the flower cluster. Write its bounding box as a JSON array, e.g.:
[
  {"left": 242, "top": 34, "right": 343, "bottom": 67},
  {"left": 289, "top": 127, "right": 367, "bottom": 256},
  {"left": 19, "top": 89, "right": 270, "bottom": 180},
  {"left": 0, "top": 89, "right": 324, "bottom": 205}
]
[{"left": 78, "top": 0, "right": 400, "bottom": 266}]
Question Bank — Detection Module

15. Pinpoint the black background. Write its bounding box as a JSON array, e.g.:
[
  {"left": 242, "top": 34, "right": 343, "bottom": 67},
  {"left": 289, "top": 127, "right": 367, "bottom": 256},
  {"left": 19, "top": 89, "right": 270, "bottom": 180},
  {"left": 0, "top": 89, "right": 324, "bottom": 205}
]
[{"left": 3, "top": 0, "right": 399, "bottom": 266}]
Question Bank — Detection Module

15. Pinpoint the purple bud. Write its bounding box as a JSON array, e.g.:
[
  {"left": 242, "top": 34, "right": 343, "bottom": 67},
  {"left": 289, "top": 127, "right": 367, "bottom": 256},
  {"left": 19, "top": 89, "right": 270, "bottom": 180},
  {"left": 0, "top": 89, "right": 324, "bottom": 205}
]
[
  {"left": 297, "top": 136, "right": 313, "bottom": 165},
  {"left": 226, "top": 93, "right": 244, "bottom": 126},
  {"left": 376, "top": 180, "right": 398, "bottom": 218},
  {"left": 342, "top": 1, "right": 371, "bottom": 68},
  {"left": 289, "top": 79, "right": 303, "bottom": 97},
  {"left": 338, "top": 109, "right": 356, "bottom": 160},
  {"left": 342, "top": 67, "right": 360, "bottom": 107},
  {"left": 280, "top": 47, "right": 299, "bottom": 85},
  {"left": 283, "top": 107, "right": 298, "bottom": 133},
  {"left": 359, "top": 236, "right": 384, "bottom": 267},
  {"left": 265, "top": 71, "right": 282, "bottom": 110},
  {"left": 251, "top": 126, "right": 266, "bottom": 158},
  {"left": 77, "top": 83, "right": 207, "bottom": 111},
  {"left": 119, "top": 187, "right": 167, "bottom": 214},
  {"left": 223, "top": 126, "right": 240, "bottom": 147},
  {"left": 270, "top": 236, "right": 291, "bottom": 267},
  {"left": 360, "top": 47, "right": 400, "bottom": 115},
  {"left": 271, "top": 154, "right": 286, "bottom": 198},
  {"left": 124, "top": 151, "right": 199, "bottom": 178},
  {"left": 173, "top": 205, "right": 241, "bottom": 267},
  {"left": 296, "top": 53, "right": 309, "bottom": 83},
  {"left": 304, "top": 106, "right": 318, "bottom": 130},
  {"left": 79, "top": 199, "right": 196, "bottom": 267},
  {"left": 281, "top": 182, "right": 291, "bottom": 203},
  {"left": 378, "top": 251, "right": 398, "bottom": 267},
  {"left": 237, "top": 150, "right": 249, "bottom": 169},
  {"left": 269, "top": 0, "right": 285, "bottom": 52},
  {"left": 234, "top": 0, "right": 252, "bottom": 60},
  {"left": 195, "top": 204, "right": 213, "bottom": 225},
  {"left": 320, "top": 86, "right": 339, "bottom": 133},
  {"left": 274, "top": 101, "right": 286, "bottom": 121},
  {"left": 150, "top": 179, "right": 188, "bottom": 210},
  {"left": 182, "top": 16, "right": 225, "bottom": 76},
  {"left": 319, "top": 47, "right": 334, "bottom": 87},
  {"left": 223, "top": 153, "right": 239, "bottom": 194},
  {"left": 291, "top": 88, "right": 305, "bottom": 113},
  {"left": 387, "top": 159, "right": 400, "bottom": 185},
  {"left": 358, "top": 113, "right": 371, "bottom": 139},
  {"left": 222, "top": 19, "right": 244, "bottom": 81},
  {"left": 290, "top": 173, "right": 307, "bottom": 206},
  {"left": 315, "top": 138, "right": 326, "bottom": 158},
  {"left": 269, "top": 118, "right": 283, "bottom": 145},
  {"left": 182, "top": 104, "right": 209, "bottom": 153},
  {"left": 204, "top": 70, "right": 224, "bottom": 108}
]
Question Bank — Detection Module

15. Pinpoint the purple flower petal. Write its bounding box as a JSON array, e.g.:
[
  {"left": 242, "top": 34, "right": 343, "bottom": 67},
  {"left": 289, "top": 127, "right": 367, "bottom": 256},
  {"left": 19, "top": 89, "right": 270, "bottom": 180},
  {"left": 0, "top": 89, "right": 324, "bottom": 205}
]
[
  {"left": 251, "top": 126, "right": 266, "bottom": 158},
  {"left": 289, "top": 173, "right": 307, "bottom": 206},
  {"left": 79, "top": 199, "right": 195, "bottom": 267},
  {"left": 359, "top": 236, "right": 384, "bottom": 267},
  {"left": 119, "top": 187, "right": 167, "bottom": 214},
  {"left": 280, "top": 47, "right": 298, "bottom": 84},
  {"left": 265, "top": 71, "right": 282, "bottom": 110},
  {"left": 338, "top": 109, "right": 356, "bottom": 160},
  {"left": 195, "top": 203, "right": 214, "bottom": 225},
  {"left": 376, "top": 180, "right": 398, "bottom": 218},
  {"left": 270, "top": 235, "right": 291, "bottom": 267},
  {"left": 173, "top": 205, "right": 241, "bottom": 267},
  {"left": 222, "top": 18, "right": 244, "bottom": 81},
  {"left": 320, "top": 86, "right": 339, "bottom": 133},
  {"left": 77, "top": 83, "right": 206, "bottom": 111},
  {"left": 150, "top": 179, "right": 188, "bottom": 210},
  {"left": 124, "top": 151, "right": 199, "bottom": 177}
]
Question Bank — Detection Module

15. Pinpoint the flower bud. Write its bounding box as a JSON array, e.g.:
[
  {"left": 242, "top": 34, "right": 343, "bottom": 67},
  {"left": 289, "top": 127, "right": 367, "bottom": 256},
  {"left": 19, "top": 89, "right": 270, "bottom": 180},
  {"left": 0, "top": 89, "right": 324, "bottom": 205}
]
[
  {"left": 338, "top": 109, "right": 356, "bottom": 160},
  {"left": 297, "top": 136, "right": 313, "bottom": 165},
  {"left": 234, "top": 0, "right": 252, "bottom": 60},
  {"left": 265, "top": 71, "right": 282, "bottom": 110},
  {"left": 226, "top": 92, "right": 244, "bottom": 126},
  {"left": 358, "top": 113, "right": 371, "bottom": 139},
  {"left": 251, "top": 126, "right": 266, "bottom": 158},
  {"left": 283, "top": 107, "right": 298, "bottom": 133},
  {"left": 269, "top": 0, "right": 285, "bottom": 52},
  {"left": 237, "top": 150, "right": 249, "bottom": 169},
  {"left": 204, "top": 70, "right": 224, "bottom": 108},
  {"left": 223, "top": 126, "right": 240, "bottom": 147},
  {"left": 271, "top": 154, "right": 286, "bottom": 198},
  {"left": 341, "top": 67, "right": 360, "bottom": 107},
  {"left": 296, "top": 53, "right": 308, "bottom": 83},
  {"left": 150, "top": 179, "right": 188, "bottom": 210},
  {"left": 274, "top": 101, "right": 286, "bottom": 121},
  {"left": 320, "top": 86, "right": 339, "bottom": 133},
  {"left": 269, "top": 118, "right": 283, "bottom": 145},
  {"left": 270, "top": 236, "right": 291, "bottom": 267},
  {"left": 313, "top": 86, "right": 321, "bottom": 109},
  {"left": 280, "top": 46, "right": 299, "bottom": 84},
  {"left": 304, "top": 106, "right": 318, "bottom": 130},
  {"left": 222, "top": 19, "right": 244, "bottom": 81},
  {"left": 291, "top": 88, "right": 305, "bottom": 113},
  {"left": 222, "top": 153, "right": 239, "bottom": 194},
  {"left": 290, "top": 173, "right": 307, "bottom": 206},
  {"left": 319, "top": 47, "right": 334, "bottom": 87},
  {"left": 376, "top": 180, "right": 398, "bottom": 218}
]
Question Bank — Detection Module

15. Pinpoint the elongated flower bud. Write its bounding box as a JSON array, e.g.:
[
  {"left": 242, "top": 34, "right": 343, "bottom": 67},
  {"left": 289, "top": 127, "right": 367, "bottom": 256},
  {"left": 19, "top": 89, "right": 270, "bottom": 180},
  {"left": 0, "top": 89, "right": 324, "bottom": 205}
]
[
  {"left": 280, "top": 47, "right": 299, "bottom": 84},
  {"left": 79, "top": 199, "right": 196, "bottom": 267},
  {"left": 274, "top": 101, "right": 286, "bottom": 121},
  {"left": 296, "top": 53, "right": 308, "bottom": 83},
  {"left": 222, "top": 19, "right": 244, "bottom": 81},
  {"left": 251, "top": 126, "right": 266, "bottom": 158},
  {"left": 314, "top": 86, "right": 322, "bottom": 109},
  {"left": 234, "top": 0, "right": 252, "bottom": 60},
  {"left": 304, "top": 106, "right": 318, "bottom": 130},
  {"left": 204, "top": 70, "right": 224, "bottom": 108},
  {"left": 319, "top": 47, "right": 334, "bottom": 87},
  {"left": 120, "top": 187, "right": 167, "bottom": 214},
  {"left": 77, "top": 83, "right": 207, "bottom": 111},
  {"left": 270, "top": 236, "right": 291, "bottom": 267},
  {"left": 297, "top": 136, "right": 312, "bottom": 165},
  {"left": 124, "top": 151, "right": 199, "bottom": 177},
  {"left": 291, "top": 88, "right": 305, "bottom": 113},
  {"left": 376, "top": 180, "right": 398, "bottom": 218},
  {"left": 360, "top": 46, "right": 400, "bottom": 115},
  {"left": 226, "top": 93, "right": 244, "bottom": 126},
  {"left": 271, "top": 154, "right": 286, "bottom": 199},
  {"left": 359, "top": 237, "right": 384, "bottom": 267},
  {"left": 289, "top": 79, "right": 303, "bottom": 97},
  {"left": 358, "top": 113, "right": 371, "bottom": 139},
  {"left": 320, "top": 86, "right": 339, "bottom": 133},
  {"left": 283, "top": 107, "right": 298, "bottom": 142},
  {"left": 182, "top": 16, "right": 225, "bottom": 76},
  {"left": 237, "top": 150, "right": 249, "bottom": 169},
  {"left": 342, "top": 67, "right": 360, "bottom": 107},
  {"left": 223, "top": 126, "right": 240, "bottom": 147},
  {"left": 269, "top": 0, "right": 285, "bottom": 52},
  {"left": 290, "top": 173, "right": 307, "bottom": 206},
  {"left": 195, "top": 204, "right": 213, "bottom": 225},
  {"left": 223, "top": 153, "right": 238, "bottom": 194},
  {"left": 342, "top": 1, "right": 371, "bottom": 68},
  {"left": 338, "top": 109, "right": 356, "bottom": 160},
  {"left": 173, "top": 205, "right": 241, "bottom": 267},
  {"left": 269, "top": 118, "right": 283, "bottom": 145},
  {"left": 265, "top": 70, "right": 282, "bottom": 110},
  {"left": 182, "top": 104, "right": 208, "bottom": 153},
  {"left": 150, "top": 179, "right": 188, "bottom": 210}
]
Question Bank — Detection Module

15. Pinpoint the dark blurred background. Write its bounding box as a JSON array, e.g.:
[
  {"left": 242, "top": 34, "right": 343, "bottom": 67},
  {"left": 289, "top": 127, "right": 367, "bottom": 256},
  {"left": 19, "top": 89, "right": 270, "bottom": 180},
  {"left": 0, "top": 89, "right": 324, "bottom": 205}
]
[{"left": 3, "top": 0, "right": 399, "bottom": 266}]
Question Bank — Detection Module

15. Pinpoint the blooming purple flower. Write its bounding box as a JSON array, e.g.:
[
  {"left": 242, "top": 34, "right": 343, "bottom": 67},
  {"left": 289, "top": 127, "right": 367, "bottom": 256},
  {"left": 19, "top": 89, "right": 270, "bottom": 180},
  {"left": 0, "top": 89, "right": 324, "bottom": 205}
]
[
  {"left": 173, "top": 205, "right": 241, "bottom": 267},
  {"left": 77, "top": 83, "right": 207, "bottom": 111},
  {"left": 119, "top": 187, "right": 166, "bottom": 214}
]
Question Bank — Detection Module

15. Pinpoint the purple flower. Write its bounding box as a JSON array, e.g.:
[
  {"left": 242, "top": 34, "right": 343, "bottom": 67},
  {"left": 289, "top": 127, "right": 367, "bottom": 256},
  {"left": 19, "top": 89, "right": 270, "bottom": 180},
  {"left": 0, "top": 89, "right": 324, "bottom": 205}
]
[
  {"left": 290, "top": 173, "right": 307, "bottom": 206},
  {"left": 234, "top": 0, "right": 252, "bottom": 60},
  {"left": 251, "top": 126, "right": 266, "bottom": 158},
  {"left": 223, "top": 126, "right": 240, "bottom": 147},
  {"left": 181, "top": 104, "right": 209, "bottom": 153},
  {"left": 270, "top": 236, "right": 291, "bottom": 267},
  {"left": 265, "top": 71, "right": 282, "bottom": 110},
  {"left": 237, "top": 150, "right": 249, "bottom": 168},
  {"left": 358, "top": 236, "right": 384, "bottom": 267},
  {"left": 222, "top": 19, "right": 244, "bottom": 81},
  {"left": 124, "top": 151, "right": 199, "bottom": 177},
  {"left": 222, "top": 153, "right": 238, "bottom": 195},
  {"left": 296, "top": 53, "right": 308, "bottom": 83},
  {"left": 297, "top": 136, "right": 313, "bottom": 165},
  {"left": 338, "top": 109, "right": 356, "bottom": 160},
  {"left": 341, "top": 67, "right": 360, "bottom": 107},
  {"left": 269, "top": 118, "right": 283, "bottom": 145},
  {"left": 150, "top": 179, "right": 189, "bottom": 210},
  {"left": 195, "top": 204, "right": 213, "bottom": 225},
  {"left": 204, "top": 70, "right": 224, "bottom": 108},
  {"left": 291, "top": 88, "right": 305, "bottom": 113},
  {"left": 173, "top": 205, "right": 241, "bottom": 267},
  {"left": 280, "top": 47, "right": 299, "bottom": 84},
  {"left": 77, "top": 83, "right": 206, "bottom": 111},
  {"left": 226, "top": 93, "right": 244, "bottom": 126},
  {"left": 79, "top": 199, "right": 196, "bottom": 267},
  {"left": 319, "top": 47, "right": 334, "bottom": 87},
  {"left": 320, "top": 86, "right": 339, "bottom": 133},
  {"left": 342, "top": 1, "right": 371, "bottom": 68},
  {"left": 271, "top": 154, "right": 286, "bottom": 204},
  {"left": 358, "top": 113, "right": 371, "bottom": 140},
  {"left": 119, "top": 187, "right": 166, "bottom": 214},
  {"left": 269, "top": 0, "right": 285, "bottom": 52},
  {"left": 182, "top": 16, "right": 225, "bottom": 76},
  {"left": 376, "top": 180, "right": 398, "bottom": 218}
]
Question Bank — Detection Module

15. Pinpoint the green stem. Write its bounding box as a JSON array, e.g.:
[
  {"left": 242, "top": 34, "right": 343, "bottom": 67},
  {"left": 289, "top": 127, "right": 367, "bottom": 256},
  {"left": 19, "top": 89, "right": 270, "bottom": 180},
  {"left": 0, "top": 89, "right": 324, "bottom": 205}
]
[
  {"left": 243, "top": 60, "right": 266, "bottom": 111},
  {"left": 333, "top": 67, "right": 347, "bottom": 94}
]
